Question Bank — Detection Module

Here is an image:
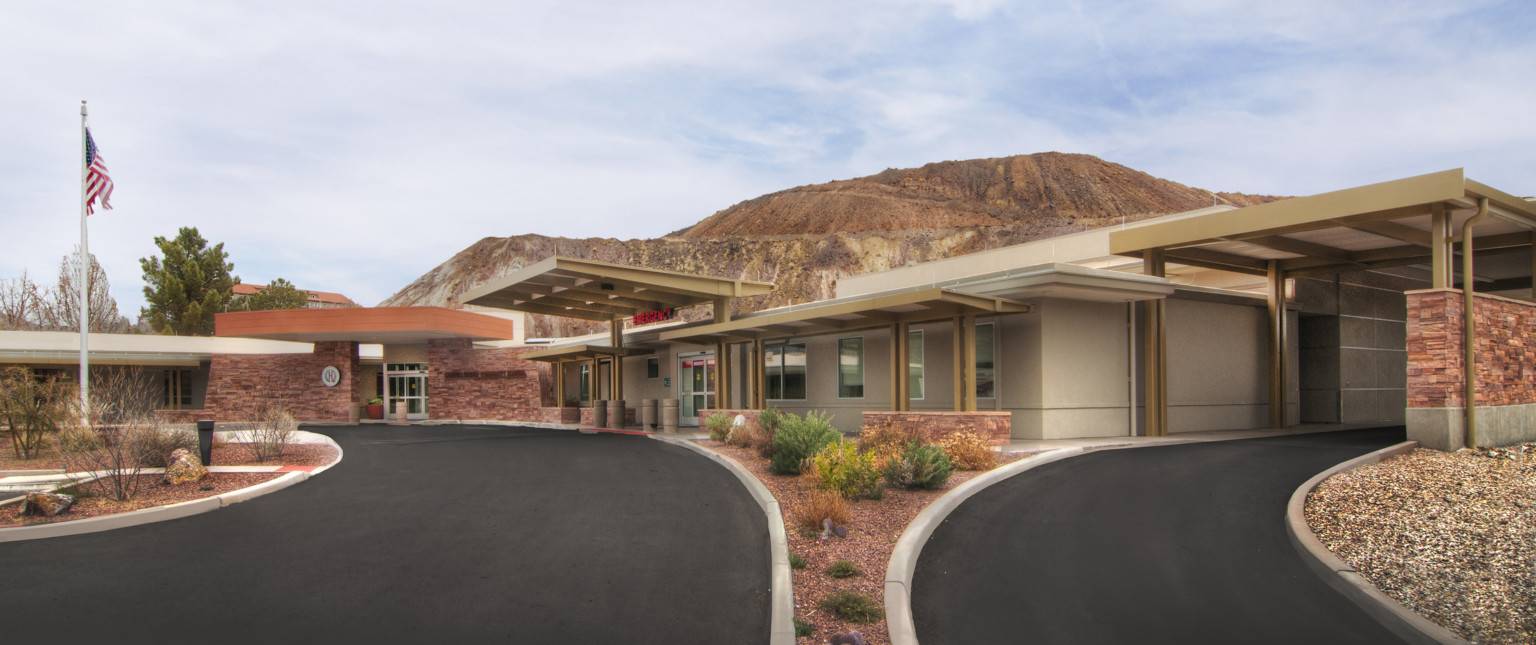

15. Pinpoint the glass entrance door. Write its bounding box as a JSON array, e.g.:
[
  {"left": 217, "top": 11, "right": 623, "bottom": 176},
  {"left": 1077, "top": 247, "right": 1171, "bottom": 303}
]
[
  {"left": 385, "top": 363, "right": 429, "bottom": 420},
  {"left": 678, "top": 353, "right": 715, "bottom": 426}
]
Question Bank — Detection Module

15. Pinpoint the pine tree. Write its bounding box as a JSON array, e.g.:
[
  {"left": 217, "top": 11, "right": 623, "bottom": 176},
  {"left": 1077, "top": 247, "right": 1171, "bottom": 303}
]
[
  {"left": 139, "top": 227, "right": 238, "bottom": 336},
  {"left": 232, "top": 278, "right": 311, "bottom": 311}
]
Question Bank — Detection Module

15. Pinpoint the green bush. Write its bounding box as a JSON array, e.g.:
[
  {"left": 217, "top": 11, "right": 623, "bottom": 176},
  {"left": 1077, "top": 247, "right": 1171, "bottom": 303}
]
[
  {"left": 826, "top": 560, "right": 862, "bottom": 579},
  {"left": 819, "top": 589, "right": 882, "bottom": 623},
  {"left": 882, "top": 441, "right": 955, "bottom": 490},
  {"left": 808, "top": 440, "right": 883, "bottom": 500},
  {"left": 794, "top": 618, "right": 814, "bottom": 637},
  {"left": 769, "top": 411, "right": 840, "bottom": 475},
  {"left": 704, "top": 413, "right": 733, "bottom": 442},
  {"left": 789, "top": 552, "right": 806, "bottom": 570},
  {"left": 753, "top": 407, "right": 785, "bottom": 458}
]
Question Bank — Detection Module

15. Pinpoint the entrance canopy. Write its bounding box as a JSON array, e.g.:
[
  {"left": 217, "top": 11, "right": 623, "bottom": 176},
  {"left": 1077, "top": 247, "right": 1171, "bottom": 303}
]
[
  {"left": 215, "top": 306, "right": 517, "bottom": 343},
  {"left": 517, "top": 344, "right": 654, "bottom": 363},
  {"left": 1109, "top": 169, "right": 1536, "bottom": 285},
  {"left": 459, "top": 256, "right": 775, "bottom": 322},
  {"left": 658, "top": 287, "right": 1032, "bottom": 344}
]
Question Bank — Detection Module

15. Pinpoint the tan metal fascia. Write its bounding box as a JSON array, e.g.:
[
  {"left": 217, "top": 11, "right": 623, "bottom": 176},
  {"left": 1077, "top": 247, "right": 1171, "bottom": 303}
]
[
  {"left": 1109, "top": 169, "right": 1466, "bottom": 256},
  {"left": 656, "top": 288, "right": 1031, "bottom": 343},
  {"left": 1465, "top": 179, "right": 1536, "bottom": 227}
]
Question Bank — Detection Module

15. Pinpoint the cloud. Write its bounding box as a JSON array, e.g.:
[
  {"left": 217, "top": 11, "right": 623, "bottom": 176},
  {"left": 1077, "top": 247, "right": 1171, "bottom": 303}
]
[{"left": 0, "top": 0, "right": 1531, "bottom": 315}]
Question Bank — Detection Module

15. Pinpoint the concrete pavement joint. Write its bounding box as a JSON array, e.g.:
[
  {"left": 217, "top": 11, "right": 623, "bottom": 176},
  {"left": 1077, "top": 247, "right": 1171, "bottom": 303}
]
[
  {"left": 0, "top": 431, "right": 343, "bottom": 544},
  {"left": 652, "top": 435, "right": 795, "bottom": 645},
  {"left": 1285, "top": 440, "right": 1468, "bottom": 645},
  {"left": 885, "top": 447, "right": 1085, "bottom": 645}
]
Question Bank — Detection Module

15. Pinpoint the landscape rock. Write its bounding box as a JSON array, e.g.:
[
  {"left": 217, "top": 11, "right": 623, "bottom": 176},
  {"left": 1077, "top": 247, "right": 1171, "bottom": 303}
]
[
  {"left": 164, "top": 448, "right": 209, "bottom": 485},
  {"left": 830, "top": 630, "right": 866, "bottom": 645},
  {"left": 23, "top": 492, "right": 74, "bottom": 516}
]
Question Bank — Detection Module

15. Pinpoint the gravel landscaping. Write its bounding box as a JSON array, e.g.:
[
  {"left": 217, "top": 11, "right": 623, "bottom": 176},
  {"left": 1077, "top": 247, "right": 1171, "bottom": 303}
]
[
  {"left": 701, "top": 439, "right": 1029, "bottom": 645},
  {"left": 1306, "top": 444, "right": 1536, "bottom": 644},
  {"left": 0, "top": 472, "right": 284, "bottom": 526}
]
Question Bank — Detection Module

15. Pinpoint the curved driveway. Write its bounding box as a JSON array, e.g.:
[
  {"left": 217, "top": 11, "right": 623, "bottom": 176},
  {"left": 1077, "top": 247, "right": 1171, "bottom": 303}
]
[
  {"left": 912, "top": 427, "right": 1407, "bottom": 644},
  {"left": 3, "top": 424, "right": 769, "bottom": 644}
]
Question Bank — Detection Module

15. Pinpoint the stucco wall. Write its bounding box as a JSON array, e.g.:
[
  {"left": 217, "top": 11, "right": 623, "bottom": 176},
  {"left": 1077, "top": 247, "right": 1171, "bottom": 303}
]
[{"left": 1165, "top": 297, "right": 1273, "bottom": 433}]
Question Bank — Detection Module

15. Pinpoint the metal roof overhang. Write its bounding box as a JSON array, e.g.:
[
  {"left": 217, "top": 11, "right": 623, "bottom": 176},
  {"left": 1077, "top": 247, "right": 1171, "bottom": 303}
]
[
  {"left": 459, "top": 256, "right": 775, "bottom": 322},
  {"left": 215, "top": 307, "right": 517, "bottom": 343},
  {"left": 518, "top": 344, "right": 655, "bottom": 363},
  {"left": 657, "top": 287, "right": 1033, "bottom": 344},
  {"left": 1109, "top": 169, "right": 1536, "bottom": 281}
]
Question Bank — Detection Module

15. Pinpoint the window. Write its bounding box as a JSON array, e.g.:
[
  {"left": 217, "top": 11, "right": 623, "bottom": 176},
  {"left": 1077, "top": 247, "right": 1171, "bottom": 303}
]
[
  {"left": 765, "top": 342, "right": 807, "bottom": 400},
  {"left": 163, "top": 369, "right": 192, "bottom": 409},
  {"left": 976, "top": 322, "right": 995, "bottom": 399},
  {"left": 579, "top": 364, "right": 591, "bottom": 402},
  {"left": 838, "top": 337, "right": 864, "bottom": 398},
  {"left": 646, "top": 357, "right": 660, "bottom": 379},
  {"left": 909, "top": 330, "right": 924, "bottom": 400}
]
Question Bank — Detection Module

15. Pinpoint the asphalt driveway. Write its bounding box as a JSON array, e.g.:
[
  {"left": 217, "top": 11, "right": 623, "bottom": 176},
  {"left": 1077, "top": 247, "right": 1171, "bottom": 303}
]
[
  {"left": 911, "top": 426, "right": 1408, "bottom": 645},
  {"left": 2, "top": 424, "right": 769, "bottom": 644}
]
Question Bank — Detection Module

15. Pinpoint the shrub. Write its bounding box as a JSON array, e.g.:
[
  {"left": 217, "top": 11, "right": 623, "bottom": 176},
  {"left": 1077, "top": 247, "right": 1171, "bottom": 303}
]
[
  {"left": 806, "top": 441, "right": 883, "bottom": 500},
  {"left": 61, "top": 423, "right": 158, "bottom": 501},
  {"left": 857, "top": 422, "right": 922, "bottom": 462},
  {"left": 0, "top": 367, "right": 74, "bottom": 460},
  {"left": 725, "top": 416, "right": 756, "bottom": 448},
  {"left": 131, "top": 425, "right": 198, "bottom": 468},
  {"left": 704, "top": 413, "right": 732, "bottom": 442},
  {"left": 939, "top": 430, "right": 997, "bottom": 471},
  {"left": 794, "top": 618, "right": 814, "bottom": 637},
  {"left": 793, "top": 489, "right": 851, "bottom": 532},
  {"left": 752, "top": 408, "right": 784, "bottom": 458},
  {"left": 819, "top": 590, "right": 881, "bottom": 623},
  {"left": 241, "top": 404, "right": 297, "bottom": 463},
  {"left": 882, "top": 441, "right": 954, "bottom": 490},
  {"left": 826, "top": 560, "right": 862, "bottom": 579},
  {"left": 769, "top": 411, "right": 839, "bottom": 475},
  {"left": 789, "top": 552, "right": 806, "bottom": 570}
]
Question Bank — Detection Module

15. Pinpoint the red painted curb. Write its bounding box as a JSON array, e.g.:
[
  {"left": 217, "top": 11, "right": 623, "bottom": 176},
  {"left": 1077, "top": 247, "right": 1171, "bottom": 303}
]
[
  {"left": 275, "top": 465, "right": 318, "bottom": 472},
  {"left": 578, "top": 428, "right": 653, "bottom": 436}
]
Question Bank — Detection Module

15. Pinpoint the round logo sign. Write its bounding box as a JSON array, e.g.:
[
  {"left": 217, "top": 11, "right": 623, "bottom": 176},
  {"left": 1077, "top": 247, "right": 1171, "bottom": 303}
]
[{"left": 320, "top": 366, "right": 341, "bottom": 387}]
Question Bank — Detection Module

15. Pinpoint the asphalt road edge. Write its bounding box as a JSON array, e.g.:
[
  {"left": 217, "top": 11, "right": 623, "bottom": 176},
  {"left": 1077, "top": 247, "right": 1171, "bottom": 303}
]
[
  {"left": 652, "top": 435, "right": 795, "bottom": 645},
  {"left": 1285, "top": 440, "right": 1469, "bottom": 645},
  {"left": 0, "top": 430, "right": 343, "bottom": 544},
  {"left": 885, "top": 447, "right": 1085, "bottom": 645}
]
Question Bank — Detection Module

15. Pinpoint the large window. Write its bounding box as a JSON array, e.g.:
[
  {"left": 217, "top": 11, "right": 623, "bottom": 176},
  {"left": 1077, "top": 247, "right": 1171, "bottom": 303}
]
[
  {"left": 579, "top": 364, "right": 591, "bottom": 402},
  {"left": 838, "top": 337, "right": 864, "bottom": 399},
  {"left": 909, "top": 330, "right": 924, "bottom": 400},
  {"left": 976, "top": 322, "right": 995, "bottom": 399},
  {"left": 765, "top": 342, "right": 806, "bottom": 400},
  {"left": 163, "top": 369, "right": 192, "bottom": 409}
]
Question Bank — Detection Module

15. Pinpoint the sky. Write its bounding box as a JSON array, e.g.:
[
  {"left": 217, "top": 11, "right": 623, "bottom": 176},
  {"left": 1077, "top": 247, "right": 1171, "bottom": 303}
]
[{"left": 2, "top": 1, "right": 1533, "bottom": 316}]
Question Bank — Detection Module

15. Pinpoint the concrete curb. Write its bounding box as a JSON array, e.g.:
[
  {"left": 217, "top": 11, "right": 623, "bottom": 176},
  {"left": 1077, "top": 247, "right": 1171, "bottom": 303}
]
[
  {"left": 651, "top": 435, "right": 795, "bottom": 645},
  {"left": 1285, "top": 441, "right": 1468, "bottom": 645},
  {"left": 0, "top": 432, "right": 344, "bottom": 544},
  {"left": 885, "top": 447, "right": 1085, "bottom": 645}
]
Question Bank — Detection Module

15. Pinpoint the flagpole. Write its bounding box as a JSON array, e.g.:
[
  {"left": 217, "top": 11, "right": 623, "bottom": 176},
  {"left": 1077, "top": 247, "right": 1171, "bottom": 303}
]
[{"left": 79, "top": 100, "right": 90, "bottom": 422}]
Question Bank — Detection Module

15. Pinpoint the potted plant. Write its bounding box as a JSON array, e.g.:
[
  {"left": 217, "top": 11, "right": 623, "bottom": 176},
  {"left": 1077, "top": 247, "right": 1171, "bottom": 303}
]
[{"left": 366, "top": 397, "right": 384, "bottom": 420}]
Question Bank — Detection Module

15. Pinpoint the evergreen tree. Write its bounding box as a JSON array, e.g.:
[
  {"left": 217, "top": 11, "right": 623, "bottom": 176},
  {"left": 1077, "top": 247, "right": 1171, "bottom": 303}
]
[
  {"left": 139, "top": 227, "right": 237, "bottom": 336},
  {"left": 232, "top": 278, "right": 311, "bottom": 311}
]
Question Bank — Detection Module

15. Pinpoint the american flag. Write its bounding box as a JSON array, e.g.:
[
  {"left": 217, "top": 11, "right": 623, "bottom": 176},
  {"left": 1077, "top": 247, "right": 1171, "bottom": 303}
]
[{"left": 84, "top": 127, "right": 113, "bottom": 214}]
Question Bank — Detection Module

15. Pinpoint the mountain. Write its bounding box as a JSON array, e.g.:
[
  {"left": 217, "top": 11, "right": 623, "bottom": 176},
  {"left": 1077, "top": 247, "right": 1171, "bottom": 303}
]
[{"left": 380, "top": 153, "right": 1283, "bottom": 336}]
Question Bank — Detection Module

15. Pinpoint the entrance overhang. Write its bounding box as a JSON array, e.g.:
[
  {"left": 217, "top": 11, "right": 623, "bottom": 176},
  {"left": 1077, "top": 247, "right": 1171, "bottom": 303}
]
[
  {"left": 656, "top": 287, "right": 1032, "bottom": 344},
  {"left": 458, "top": 256, "right": 775, "bottom": 322},
  {"left": 215, "top": 306, "right": 518, "bottom": 343}
]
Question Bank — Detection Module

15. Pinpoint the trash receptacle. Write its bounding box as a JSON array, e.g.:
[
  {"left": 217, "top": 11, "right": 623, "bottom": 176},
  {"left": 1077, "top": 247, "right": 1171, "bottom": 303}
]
[
  {"left": 660, "top": 398, "right": 679, "bottom": 433},
  {"left": 641, "top": 399, "right": 658, "bottom": 430},
  {"left": 394, "top": 402, "right": 408, "bottom": 423},
  {"left": 196, "top": 419, "right": 215, "bottom": 466}
]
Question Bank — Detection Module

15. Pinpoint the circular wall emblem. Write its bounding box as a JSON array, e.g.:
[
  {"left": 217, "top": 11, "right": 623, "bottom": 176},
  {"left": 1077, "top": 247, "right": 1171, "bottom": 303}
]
[{"left": 320, "top": 366, "right": 341, "bottom": 387}]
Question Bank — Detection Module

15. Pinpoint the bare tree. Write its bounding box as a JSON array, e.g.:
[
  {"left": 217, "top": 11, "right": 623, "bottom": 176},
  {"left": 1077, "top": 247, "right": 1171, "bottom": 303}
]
[
  {"left": 39, "top": 250, "right": 130, "bottom": 333},
  {"left": 0, "top": 271, "right": 44, "bottom": 330}
]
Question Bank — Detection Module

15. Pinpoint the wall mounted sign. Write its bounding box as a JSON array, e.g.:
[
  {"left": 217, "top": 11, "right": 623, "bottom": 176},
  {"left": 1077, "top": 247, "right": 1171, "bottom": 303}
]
[
  {"left": 320, "top": 366, "right": 341, "bottom": 387},
  {"left": 631, "top": 308, "right": 675, "bottom": 325}
]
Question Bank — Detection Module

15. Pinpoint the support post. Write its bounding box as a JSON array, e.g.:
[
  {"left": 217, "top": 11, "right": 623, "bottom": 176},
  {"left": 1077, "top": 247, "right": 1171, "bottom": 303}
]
[
  {"left": 1431, "top": 204, "right": 1452, "bottom": 289},
  {"left": 753, "top": 338, "right": 767, "bottom": 409},
  {"left": 714, "top": 297, "right": 731, "bottom": 323},
  {"left": 959, "top": 315, "right": 977, "bottom": 412},
  {"left": 1267, "top": 260, "right": 1288, "bottom": 429},
  {"left": 1142, "top": 250, "right": 1169, "bottom": 437},
  {"left": 609, "top": 317, "right": 623, "bottom": 404},
  {"left": 891, "top": 321, "right": 910, "bottom": 411},
  {"left": 554, "top": 360, "right": 565, "bottom": 408}
]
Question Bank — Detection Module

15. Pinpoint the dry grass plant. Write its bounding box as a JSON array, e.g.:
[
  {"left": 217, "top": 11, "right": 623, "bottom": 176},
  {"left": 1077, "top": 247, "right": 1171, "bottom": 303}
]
[
  {"left": 241, "top": 402, "right": 297, "bottom": 462},
  {"left": 939, "top": 430, "right": 997, "bottom": 470},
  {"left": 793, "top": 489, "right": 852, "bottom": 532},
  {"left": 0, "top": 366, "right": 74, "bottom": 459},
  {"left": 857, "top": 422, "right": 922, "bottom": 461}
]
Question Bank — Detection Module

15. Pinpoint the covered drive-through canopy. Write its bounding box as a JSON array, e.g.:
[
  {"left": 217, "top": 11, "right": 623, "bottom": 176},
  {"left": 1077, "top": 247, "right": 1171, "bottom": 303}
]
[{"left": 458, "top": 256, "right": 775, "bottom": 323}]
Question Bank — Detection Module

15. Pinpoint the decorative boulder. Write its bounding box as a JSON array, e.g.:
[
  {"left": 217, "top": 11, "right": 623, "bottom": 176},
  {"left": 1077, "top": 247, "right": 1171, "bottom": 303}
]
[
  {"left": 164, "top": 448, "right": 209, "bottom": 485},
  {"left": 23, "top": 492, "right": 74, "bottom": 517},
  {"left": 831, "top": 631, "right": 866, "bottom": 645}
]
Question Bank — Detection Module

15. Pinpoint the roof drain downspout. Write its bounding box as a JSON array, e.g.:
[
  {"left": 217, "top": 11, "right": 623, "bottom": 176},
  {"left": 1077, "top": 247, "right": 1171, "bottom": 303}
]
[{"left": 1461, "top": 197, "right": 1489, "bottom": 449}]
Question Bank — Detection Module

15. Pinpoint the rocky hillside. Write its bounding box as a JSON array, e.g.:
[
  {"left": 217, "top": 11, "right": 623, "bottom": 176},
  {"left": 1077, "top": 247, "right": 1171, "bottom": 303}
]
[{"left": 381, "top": 153, "right": 1282, "bottom": 337}]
